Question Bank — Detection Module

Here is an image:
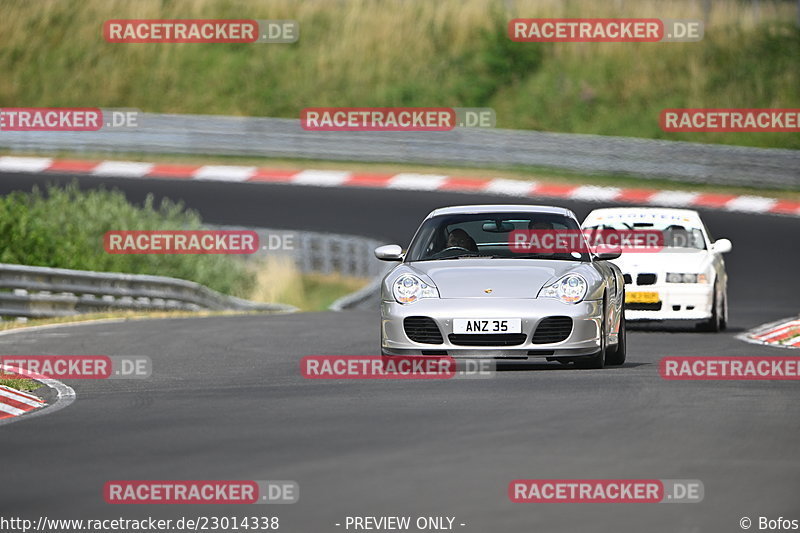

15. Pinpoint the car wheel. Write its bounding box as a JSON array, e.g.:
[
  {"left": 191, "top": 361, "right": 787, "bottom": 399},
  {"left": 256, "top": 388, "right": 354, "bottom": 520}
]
[
  {"left": 576, "top": 300, "right": 606, "bottom": 369},
  {"left": 719, "top": 289, "right": 728, "bottom": 332},
  {"left": 605, "top": 312, "right": 626, "bottom": 366},
  {"left": 698, "top": 283, "right": 722, "bottom": 332}
]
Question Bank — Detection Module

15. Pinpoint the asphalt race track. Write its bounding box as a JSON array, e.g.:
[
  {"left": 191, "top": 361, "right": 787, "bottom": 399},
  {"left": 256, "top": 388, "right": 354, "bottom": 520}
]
[{"left": 1, "top": 172, "right": 799, "bottom": 532}]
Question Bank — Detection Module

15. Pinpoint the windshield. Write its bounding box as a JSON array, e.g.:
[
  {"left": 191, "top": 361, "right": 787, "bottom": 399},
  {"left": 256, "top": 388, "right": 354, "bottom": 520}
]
[
  {"left": 584, "top": 219, "right": 707, "bottom": 250},
  {"left": 406, "top": 212, "right": 590, "bottom": 262}
]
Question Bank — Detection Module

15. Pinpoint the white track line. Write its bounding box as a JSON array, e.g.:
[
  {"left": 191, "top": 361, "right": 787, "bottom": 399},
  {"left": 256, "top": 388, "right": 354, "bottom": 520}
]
[
  {"left": 290, "top": 170, "right": 351, "bottom": 187},
  {"left": 569, "top": 185, "right": 621, "bottom": 202},
  {"left": 92, "top": 161, "right": 154, "bottom": 177},
  {"left": 725, "top": 196, "right": 778, "bottom": 213},
  {"left": 647, "top": 190, "right": 700, "bottom": 207},
  {"left": 193, "top": 165, "right": 257, "bottom": 182},
  {"left": 388, "top": 173, "right": 447, "bottom": 190},
  {"left": 0, "top": 156, "right": 53, "bottom": 173},
  {"left": 484, "top": 178, "right": 537, "bottom": 196}
]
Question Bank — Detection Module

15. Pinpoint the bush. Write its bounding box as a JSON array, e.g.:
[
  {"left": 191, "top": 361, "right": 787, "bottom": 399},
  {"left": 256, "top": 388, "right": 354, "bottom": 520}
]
[{"left": 0, "top": 183, "right": 255, "bottom": 297}]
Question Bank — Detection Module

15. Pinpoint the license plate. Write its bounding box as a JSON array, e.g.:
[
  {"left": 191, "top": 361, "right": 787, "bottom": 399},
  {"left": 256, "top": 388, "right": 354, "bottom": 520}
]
[
  {"left": 625, "top": 291, "right": 660, "bottom": 304},
  {"left": 453, "top": 318, "right": 521, "bottom": 334}
]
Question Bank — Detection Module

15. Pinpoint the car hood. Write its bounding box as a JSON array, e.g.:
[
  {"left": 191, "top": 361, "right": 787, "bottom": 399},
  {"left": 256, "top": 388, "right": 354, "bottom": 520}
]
[
  {"left": 407, "top": 259, "right": 581, "bottom": 299},
  {"left": 612, "top": 250, "right": 710, "bottom": 273}
]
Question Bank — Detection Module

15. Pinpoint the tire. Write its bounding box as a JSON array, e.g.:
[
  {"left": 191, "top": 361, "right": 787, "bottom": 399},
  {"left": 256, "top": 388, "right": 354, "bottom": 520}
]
[
  {"left": 698, "top": 282, "right": 722, "bottom": 332},
  {"left": 605, "top": 312, "right": 626, "bottom": 366},
  {"left": 719, "top": 289, "right": 728, "bottom": 332},
  {"left": 576, "top": 299, "right": 606, "bottom": 369}
]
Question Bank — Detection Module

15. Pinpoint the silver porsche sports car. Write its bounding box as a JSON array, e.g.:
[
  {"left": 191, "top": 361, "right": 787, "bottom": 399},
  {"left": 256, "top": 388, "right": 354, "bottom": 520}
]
[{"left": 375, "top": 205, "right": 626, "bottom": 369}]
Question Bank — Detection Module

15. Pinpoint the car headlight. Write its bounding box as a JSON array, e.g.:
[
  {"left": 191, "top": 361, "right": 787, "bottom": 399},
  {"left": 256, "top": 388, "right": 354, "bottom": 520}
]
[
  {"left": 538, "top": 274, "right": 588, "bottom": 304},
  {"left": 666, "top": 273, "right": 708, "bottom": 283},
  {"left": 392, "top": 274, "right": 439, "bottom": 304}
]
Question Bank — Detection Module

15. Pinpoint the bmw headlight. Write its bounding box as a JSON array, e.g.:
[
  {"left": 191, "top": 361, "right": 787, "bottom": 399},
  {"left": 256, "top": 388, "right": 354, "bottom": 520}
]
[
  {"left": 392, "top": 274, "right": 439, "bottom": 304},
  {"left": 538, "top": 274, "right": 588, "bottom": 304},
  {"left": 666, "top": 273, "right": 708, "bottom": 283}
]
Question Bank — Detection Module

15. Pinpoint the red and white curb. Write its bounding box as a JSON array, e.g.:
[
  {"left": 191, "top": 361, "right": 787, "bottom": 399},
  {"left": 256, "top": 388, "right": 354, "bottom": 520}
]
[
  {"left": 0, "top": 384, "right": 44, "bottom": 420},
  {"left": 1, "top": 156, "right": 798, "bottom": 217},
  {"left": 739, "top": 317, "right": 800, "bottom": 349},
  {"left": 0, "top": 361, "right": 76, "bottom": 426}
]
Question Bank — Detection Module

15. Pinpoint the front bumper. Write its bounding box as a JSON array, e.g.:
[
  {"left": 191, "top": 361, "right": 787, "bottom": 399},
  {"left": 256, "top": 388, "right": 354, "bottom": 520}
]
[
  {"left": 624, "top": 283, "right": 713, "bottom": 321},
  {"left": 381, "top": 298, "right": 603, "bottom": 358}
]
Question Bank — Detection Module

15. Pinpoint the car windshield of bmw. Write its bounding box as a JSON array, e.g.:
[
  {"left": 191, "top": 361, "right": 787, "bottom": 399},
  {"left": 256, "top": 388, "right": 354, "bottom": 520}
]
[
  {"left": 583, "top": 219, "right": 707, "bottom": 250},
  {"left": 405, "top": 212, "right": 591, "bottom": 262}
]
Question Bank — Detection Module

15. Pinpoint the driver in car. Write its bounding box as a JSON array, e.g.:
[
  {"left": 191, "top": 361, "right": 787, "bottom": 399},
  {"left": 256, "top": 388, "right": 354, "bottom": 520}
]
[{"left": 446, "top": 228, "right": 479, "bottom": 253}]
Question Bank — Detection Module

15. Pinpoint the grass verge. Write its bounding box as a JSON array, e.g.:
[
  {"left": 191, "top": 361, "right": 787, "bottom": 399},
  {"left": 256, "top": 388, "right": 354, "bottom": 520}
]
[
  {"left": 1, "top": 0, "right": 798, "bottom": 149},
  {"left": 0, "top": 376, "right": 42, "bottom": 392},
  {"left": 248, "top": 255, "right": 369, "bottom": 310}
]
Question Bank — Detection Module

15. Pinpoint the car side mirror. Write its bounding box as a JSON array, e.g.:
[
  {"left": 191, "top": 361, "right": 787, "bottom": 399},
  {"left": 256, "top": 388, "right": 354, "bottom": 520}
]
[
  {"left": 594, "top": 251, "right": 621, "bottom": 261},
  {"left": 711, "top": 238, "right": 732, "bottom": 254},
  {"left": 374, "top": 244, "right": 404, "bottom": 261}
]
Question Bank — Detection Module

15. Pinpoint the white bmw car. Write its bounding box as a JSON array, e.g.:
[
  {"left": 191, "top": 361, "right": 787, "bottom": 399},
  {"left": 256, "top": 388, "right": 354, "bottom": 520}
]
[{"left": 581, "top": 207, "right": 731, "bottom": 331}]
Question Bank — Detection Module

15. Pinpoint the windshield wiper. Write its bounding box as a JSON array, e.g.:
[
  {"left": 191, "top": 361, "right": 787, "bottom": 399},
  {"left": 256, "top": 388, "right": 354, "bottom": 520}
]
[
  {"left": 436, "top": 254, "right": 497, "bottom": 260},
  {"left": 512, "top": 254, "right": 583, "bottom": 261}
]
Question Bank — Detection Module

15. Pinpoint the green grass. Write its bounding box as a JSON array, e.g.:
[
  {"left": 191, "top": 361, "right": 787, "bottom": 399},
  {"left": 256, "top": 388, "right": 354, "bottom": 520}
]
[
  {"left": 247, "top": 255, "right": 369, "bottom": 311},
  {"left": 0, "top": 377, "right": 42, "bottom": 392},
  {"left": 0, "top": 0, "right": 797, "bottom": 149},
  {"left": 301, "top": 273, "right": 369, "bottom": 310}
]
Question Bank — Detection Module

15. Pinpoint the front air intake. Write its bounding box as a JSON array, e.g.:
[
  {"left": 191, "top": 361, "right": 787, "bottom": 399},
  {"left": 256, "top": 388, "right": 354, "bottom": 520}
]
[
  {"left": 448, "top": 334, "right": 527, "bottom": 346},
  {"left": 637, "top": 273, "right": 657, "bottom": 285},
  {"left": 531, "top": 316, "right": 573, "bottom": 344},
  {"left": 403, "top": 316, "right": 443, "bottom": 344}
]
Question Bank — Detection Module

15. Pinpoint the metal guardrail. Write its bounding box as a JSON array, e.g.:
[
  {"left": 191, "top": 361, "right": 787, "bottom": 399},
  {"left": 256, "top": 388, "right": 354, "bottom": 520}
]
[
  {"left": 0, "top": 113, "right": 797, "bottom": 189},
  {"left": 0, "top": 263, "right": 296, "bottom": 319},
  {"left": 214, "top": 226, "right": 387, "bottom": 279},
  {"left": 294, "top": 232, "right": 386, "bottom": 278},
  {"left": 0, "top": 229, "right": 388, "bottom": 318}
]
